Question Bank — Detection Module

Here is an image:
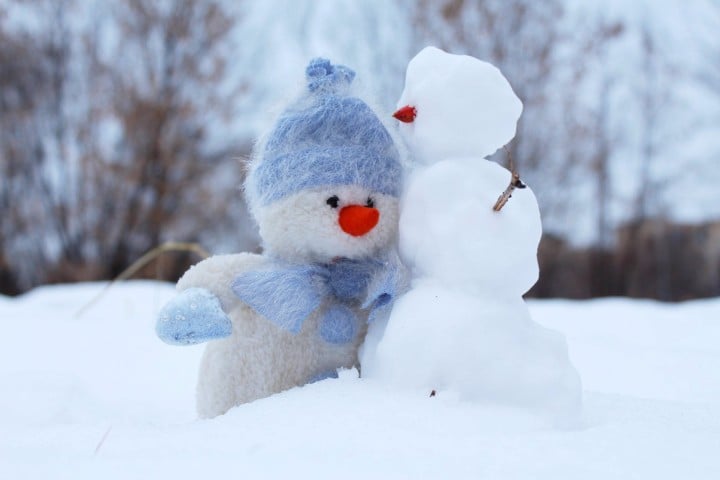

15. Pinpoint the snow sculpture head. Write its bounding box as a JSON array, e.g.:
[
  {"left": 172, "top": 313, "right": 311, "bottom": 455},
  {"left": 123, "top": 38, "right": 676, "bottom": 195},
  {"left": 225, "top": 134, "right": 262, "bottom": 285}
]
[
  {"left": 246, "top": 59, "right": 402, "bottom": 263},
  {"left": 394, "top": 46, "right": 523, "bottom": 164}
]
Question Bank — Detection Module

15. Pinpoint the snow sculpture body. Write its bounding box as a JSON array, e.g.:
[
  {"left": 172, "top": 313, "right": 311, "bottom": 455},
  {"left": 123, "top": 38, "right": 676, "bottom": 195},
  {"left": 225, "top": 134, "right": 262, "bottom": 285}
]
[
  {"left": 156, "top": 59, "right": 403, "bottom": 418},
  {"left": 361, "top": 47, "right": 582, "bottom": 418}
]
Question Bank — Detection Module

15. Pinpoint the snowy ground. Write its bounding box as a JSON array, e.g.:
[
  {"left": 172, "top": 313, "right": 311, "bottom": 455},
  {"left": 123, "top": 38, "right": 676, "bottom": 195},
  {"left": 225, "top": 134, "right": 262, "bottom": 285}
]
[{"left": 1, "top": 282, "right": 718, "bottom": 479}]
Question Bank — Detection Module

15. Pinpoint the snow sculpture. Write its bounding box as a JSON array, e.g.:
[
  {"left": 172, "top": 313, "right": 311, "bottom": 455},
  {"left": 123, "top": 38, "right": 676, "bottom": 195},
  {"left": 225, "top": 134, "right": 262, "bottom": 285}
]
[
  {"left": 156, "top": 59, "right": 404, "bottom": 418},
  {"left": 361, "top": 47, "right": 582, "bottom": 419}
]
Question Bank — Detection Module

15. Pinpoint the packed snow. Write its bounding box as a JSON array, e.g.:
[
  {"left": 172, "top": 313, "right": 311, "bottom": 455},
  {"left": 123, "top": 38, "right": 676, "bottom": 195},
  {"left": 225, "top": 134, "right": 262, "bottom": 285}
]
[
  {"left": 1, "top": 282, "right": 719, "bottom": 479},
  {"left": 397, "top": 160, "right": 540, "bottom": 295},
  {"left": 363, "top": 158, "right": 581, "bottom": 419},
  {"left": 363, "top": 47, "right": 580, "bottom": 421}
]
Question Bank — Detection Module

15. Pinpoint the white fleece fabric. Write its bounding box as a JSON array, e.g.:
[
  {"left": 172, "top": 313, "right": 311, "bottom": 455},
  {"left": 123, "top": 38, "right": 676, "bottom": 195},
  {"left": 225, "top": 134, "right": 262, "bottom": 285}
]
[
  {"left": 177, "top": 253, "right": 370, "bottom": 418},
  {"left": 162, "top": 58, "right": 403, "bottom": 418},
  {"left": 256, "top": 186, "right": 399, "bottom": 263}
]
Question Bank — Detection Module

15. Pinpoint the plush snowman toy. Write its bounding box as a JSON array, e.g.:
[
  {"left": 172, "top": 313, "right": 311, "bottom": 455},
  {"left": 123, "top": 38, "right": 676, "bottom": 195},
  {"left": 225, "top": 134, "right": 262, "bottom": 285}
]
[
  {"left": 157, "top": 59, "right": 404, "bottom": 419},
  {"left": 361, "top": 47, "right": 581, "bottom": 419}
]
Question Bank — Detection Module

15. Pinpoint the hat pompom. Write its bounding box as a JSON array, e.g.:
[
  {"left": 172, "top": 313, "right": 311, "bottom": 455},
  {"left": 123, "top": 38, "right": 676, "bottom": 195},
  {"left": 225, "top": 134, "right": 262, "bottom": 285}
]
[{"left": 306, "top": 58, "right": 356, "bottom": 93}]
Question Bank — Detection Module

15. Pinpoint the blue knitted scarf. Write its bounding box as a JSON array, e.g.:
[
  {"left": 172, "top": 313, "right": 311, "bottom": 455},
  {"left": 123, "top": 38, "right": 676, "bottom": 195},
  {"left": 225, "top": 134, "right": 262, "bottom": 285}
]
[{"left": 231, "top": 257, "right": 398, "bottom": 344}]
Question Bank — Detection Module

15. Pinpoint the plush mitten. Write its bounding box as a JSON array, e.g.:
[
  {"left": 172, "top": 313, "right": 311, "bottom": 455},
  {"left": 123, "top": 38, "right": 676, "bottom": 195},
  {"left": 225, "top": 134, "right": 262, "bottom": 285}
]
[
  {"left": 363, "top": 254, "right": 408, "bottom": 323},
  {"left": 156, "top": 288, "right": 232, "bottom": 345}
]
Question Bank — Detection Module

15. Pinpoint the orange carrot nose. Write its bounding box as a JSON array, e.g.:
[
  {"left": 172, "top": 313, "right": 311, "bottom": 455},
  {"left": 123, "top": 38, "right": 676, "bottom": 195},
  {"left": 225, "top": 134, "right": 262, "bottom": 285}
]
[
  {"left": 338, "top": 205, "right": 380, "bottom": 237},
  {"left": 393, "top": 105, "right": 417, "bottom": 123}
]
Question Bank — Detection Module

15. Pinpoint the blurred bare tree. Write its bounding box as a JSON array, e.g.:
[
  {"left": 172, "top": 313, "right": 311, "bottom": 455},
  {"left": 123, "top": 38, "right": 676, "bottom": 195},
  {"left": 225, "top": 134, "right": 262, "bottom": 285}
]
[
  {"left": 0, "top": 4, "right": 52, "bottom": 293},
  {"left": 0, "top": 0, "right": 249, "bottom": 291},
  {"left": 1, "top": 0, "right": 718, "bottom": 300},
  {"left": 409, "top": 0, "right": 720, "bottom": 301},
  {"left": 410, "top": 0, "right": 583, "bottom": 227},
  {"left": 99, "top": 0, "right": 243, "bottom": 277}
]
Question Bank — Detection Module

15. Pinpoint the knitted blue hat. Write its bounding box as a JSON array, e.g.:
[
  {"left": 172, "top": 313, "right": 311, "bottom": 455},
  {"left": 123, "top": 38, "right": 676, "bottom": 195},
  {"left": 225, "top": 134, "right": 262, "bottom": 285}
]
[{"left": 248, "top": 58, "right": 402, "bottom": 206}]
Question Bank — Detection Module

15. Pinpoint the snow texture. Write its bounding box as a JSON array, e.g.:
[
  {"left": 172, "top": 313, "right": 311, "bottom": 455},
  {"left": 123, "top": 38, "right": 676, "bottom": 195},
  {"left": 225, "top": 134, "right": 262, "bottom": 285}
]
[
  {"left": 396, "top": 46, "right": 523, "bottom": 165},
  {"left": 363, "top": 159, "right": 581, "bottom": 420},
  {"left": 362, "top": 48, "right": 580, "bottom": 420},
  {"left": 399, "top": 158, "right": 541, "bottom": 297},
  {"left": 1, "top": 282, "right": 719, "bottom": 479},
  {"left": 365, "top": 283, "right": 582, "bottom": 418}
]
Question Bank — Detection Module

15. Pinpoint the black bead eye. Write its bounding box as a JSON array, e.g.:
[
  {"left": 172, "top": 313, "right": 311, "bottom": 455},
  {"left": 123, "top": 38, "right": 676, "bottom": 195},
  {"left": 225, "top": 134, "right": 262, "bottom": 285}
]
[
  {"left": 366, "top": 197, "right": 375, "bottom": 208},
  {"left": 326, "top": 195, "right": 339, "bottom": 208}
]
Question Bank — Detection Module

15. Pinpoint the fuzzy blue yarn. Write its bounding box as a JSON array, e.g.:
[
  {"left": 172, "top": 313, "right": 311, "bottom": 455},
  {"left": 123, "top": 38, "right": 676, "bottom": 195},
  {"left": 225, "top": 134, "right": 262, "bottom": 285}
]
[
  {"left": 157, "top": 59, "right": 405, "bottom": 352},
  {"left": 156, "top": 288, "right": 232, "bottom": 345},
  {"left": 319, "top": 304, "right": 357, "bottom": 344},
  {"left": 363, "top": 253, "right": 406, "bottom": 323},
  {"left": 231, "top": 257, "right": 400, "bottom": 343},
  {"left": 326, "top": 258, "right": 379, "bottom": 301},
  {"left": 362, "top": 260, "right": 399, "bottom": 310},
  {"left": 306, "top": 58, "right": 355, "bottom": 92},
  {"left": 307, "top": 369, "right": 339, "bottom": 383},
  {"left": 249, "top": 58, "right": 402, "bottom": 206},
  {"left": 231, "top": 264, "right": 324, "bottom": 334}
]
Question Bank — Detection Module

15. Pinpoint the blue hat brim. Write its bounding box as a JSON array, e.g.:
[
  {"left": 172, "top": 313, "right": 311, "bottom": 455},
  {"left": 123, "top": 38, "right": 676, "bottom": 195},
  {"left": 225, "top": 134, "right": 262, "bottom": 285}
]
[{"left": 252, "top": 146, "right": 402, "bottom": 205}]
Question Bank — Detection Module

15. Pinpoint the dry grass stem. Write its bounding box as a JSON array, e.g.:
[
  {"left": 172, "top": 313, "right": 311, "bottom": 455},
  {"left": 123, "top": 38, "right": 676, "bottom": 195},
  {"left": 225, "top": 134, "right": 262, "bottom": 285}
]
[{"left": 75, "top": 242, "right": 210, "bottom": 318}]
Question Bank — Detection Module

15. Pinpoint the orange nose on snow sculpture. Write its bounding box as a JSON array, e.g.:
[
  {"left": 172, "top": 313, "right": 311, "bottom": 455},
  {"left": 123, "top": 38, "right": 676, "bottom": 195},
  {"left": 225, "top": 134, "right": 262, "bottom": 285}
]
[
  {"left": 339, "top": 205, "right": 379, "bottom": 236},
  {"left": 392, "top": 105, "right": 417, "bottom": 123}
]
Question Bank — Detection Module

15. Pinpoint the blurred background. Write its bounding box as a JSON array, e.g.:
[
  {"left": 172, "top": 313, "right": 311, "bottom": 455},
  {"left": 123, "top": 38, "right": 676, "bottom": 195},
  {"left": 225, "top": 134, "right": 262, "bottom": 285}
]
[{"left": 1, "top": 0, "right": 718, "bottom": 300}]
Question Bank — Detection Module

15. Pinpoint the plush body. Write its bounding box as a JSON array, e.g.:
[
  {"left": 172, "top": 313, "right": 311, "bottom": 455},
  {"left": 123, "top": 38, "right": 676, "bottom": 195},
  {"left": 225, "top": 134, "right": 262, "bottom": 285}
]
[
  {"left": 156, "top": 58, "right": 404, "bottom": 418},
  {"left": 176, "top": 253, "right": 371, "bottom": 418}
]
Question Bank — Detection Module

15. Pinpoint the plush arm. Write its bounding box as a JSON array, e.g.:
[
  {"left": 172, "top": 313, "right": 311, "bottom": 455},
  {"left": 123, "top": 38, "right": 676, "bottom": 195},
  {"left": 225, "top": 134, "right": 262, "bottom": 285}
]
[
  {"left": 156, "top": 287, "right": 232, "bottom": 345},
  {"left": 156, "top": 253, "right": 266, "bottom": 346}
]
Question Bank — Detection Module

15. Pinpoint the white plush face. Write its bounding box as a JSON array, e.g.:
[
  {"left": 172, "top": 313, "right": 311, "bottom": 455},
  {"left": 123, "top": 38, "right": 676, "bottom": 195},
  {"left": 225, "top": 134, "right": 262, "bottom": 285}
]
[{"left": 255, "top": 185, "right": 399, "bottom": 263}]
